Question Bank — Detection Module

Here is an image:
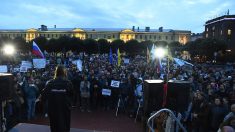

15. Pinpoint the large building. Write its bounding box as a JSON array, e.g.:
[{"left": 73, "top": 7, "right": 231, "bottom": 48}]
[
  {"left": 205, "top": 14, "right": 235, "bottom": 50},
  {"left": 0, "top": 25, "right": 191, "bottom": 44}
]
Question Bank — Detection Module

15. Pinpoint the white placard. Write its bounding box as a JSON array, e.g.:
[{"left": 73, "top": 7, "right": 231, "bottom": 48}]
[
  {"left": 72, "top": 60, "right": 77, "bottom": 65},
  {"left": 111, "top": 80, "right": 120, "bottom": 88},
  {"left": 21, "top": 61, "right": 32, "bottom": 68},
  {"left": 124, "top": 58, "right": 129, "bottom": 64},
  {"left": 13, "top": 68, "right": 20, "bottom": 72},
  {"left": 0, "top": 65, "right": 8, "bottom": 73},
  {"left": 20, "top": 66, "right": 28, "bottom": 72},
  {"left": 33, "top": 59, "right": 46, "bottom": 69},
  {"left": 76, "top": 60, "right": 83, "bottom": 71},
  {"left": 102, "top": 89, "right": 111, "bottom": 96}
]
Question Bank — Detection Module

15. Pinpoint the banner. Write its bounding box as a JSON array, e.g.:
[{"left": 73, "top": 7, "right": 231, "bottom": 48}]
[
  {"left": 76, "top": 60, "right": 83, "bottom": 71},
  {"left": 33, "top": 59, "right": 46, "bottom": 69},
  {"left": 124, "top": 58, "right": 129, "bottom": 64},
  {"left": 21, "top": 61, "right": 32, "bottom": 69},
  {"left": 174, "top": 58, "right": 194, "bottom": 67},
  {"left": 20, "top": 66, "right": 28, "bottom": 72},
  {"left": 0, "top": 65, "right": 8, "bottom": 73},
  {"left": 111, "top": 80, "right": 120, "bottom": 88},
  {"left": 102, "top": 89, "right": 111, "bottom": 96},
  {"left": 13, "top": 68, "right": 20, "bottom": 72},
  {"left": 72, "top": 60, "right": 77, "bottom": 65}
]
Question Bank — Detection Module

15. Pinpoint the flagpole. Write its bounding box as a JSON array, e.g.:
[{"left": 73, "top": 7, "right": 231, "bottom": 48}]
[{"left": 167, "top": 45, "right": 169, "bottom": 83}]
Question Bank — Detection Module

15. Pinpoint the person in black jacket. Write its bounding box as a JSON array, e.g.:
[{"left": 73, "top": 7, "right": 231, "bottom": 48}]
[{"left": 42, "top": 65, "right": 74, "bottom": 132}]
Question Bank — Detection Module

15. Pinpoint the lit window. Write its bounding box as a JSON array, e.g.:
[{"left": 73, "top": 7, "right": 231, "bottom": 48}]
[
  {"left": 206, "top": 34, "right": 208, "bottom": 38},
  {"left": 228, "top": 29, "right": 231, "bottom": 35},
  {"left": 221, "top": 30, "right": 222, "bottom": 35},
  {"left": 206, "top": 28, "right": 208, "bottom": 31}
]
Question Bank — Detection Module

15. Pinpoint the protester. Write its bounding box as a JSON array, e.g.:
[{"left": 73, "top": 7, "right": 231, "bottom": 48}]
[
  {"left": 80, "top": 76, "right": 91, "bottom": 112},
  {"left": 1, "top": 51, "right": 234, "bottom": 131},
  {"left": 42, "top": 65, "right": 74, "bottom": 132},
  {"left": 24, "top": 77, "right": 38, "bottom": 120}
]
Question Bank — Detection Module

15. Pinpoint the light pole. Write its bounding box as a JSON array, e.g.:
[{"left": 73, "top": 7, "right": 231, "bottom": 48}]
[
  {"left": 2, "top": 44, "right": 15, "bottom": 65},
  {"left": 154, "top": 46, "right": 169, "bottom": 81},
  {"left": 3, "top": 45, "right": 15, "bottom": 55}
]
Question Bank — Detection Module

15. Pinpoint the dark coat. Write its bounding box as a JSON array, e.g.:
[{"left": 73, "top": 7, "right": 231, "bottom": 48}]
[
  {"left": 210, "top": 104, "right": 229, "bottom": 130},
  {"left": 42, "top": 77, "right": 73, "bottom": 132}
]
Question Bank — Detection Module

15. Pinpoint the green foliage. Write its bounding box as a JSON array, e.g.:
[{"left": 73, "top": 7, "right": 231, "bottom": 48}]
[
  {"left": 183, "top": 38, "right": 227, "bottom": 61},
  {"left": 83, "top": 38, "right": 98, "bottom": 54},
  {"left": 97, "top": 39, "right": 110, "bottom": 54}
]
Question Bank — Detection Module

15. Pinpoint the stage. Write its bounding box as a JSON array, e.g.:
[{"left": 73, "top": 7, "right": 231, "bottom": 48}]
[{"left": 9, "top": 123, "right": 111, "bottom": 132}]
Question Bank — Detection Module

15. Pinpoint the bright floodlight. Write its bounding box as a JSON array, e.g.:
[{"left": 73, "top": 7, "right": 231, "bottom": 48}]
[
  {"left": 3, "top": 45, "right": 15, "bottom": 55},
  {"left": 154, "top": 47, "right": 166, "bottom": 58}
]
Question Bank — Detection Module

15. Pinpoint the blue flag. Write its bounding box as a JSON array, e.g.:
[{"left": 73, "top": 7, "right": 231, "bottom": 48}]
[{"left": 109, "top": 48, "right": 113, "bottom": 64}]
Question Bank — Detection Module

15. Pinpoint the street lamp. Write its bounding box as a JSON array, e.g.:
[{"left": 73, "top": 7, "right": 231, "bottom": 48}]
[
  {"left": 154, "top": 47, "right": 166, "bottom": 58},
  {"left": 154, "top": 46, "right": 169, "bottom": 81},
  {"left": 3, "top": 45, "right": 15, "bottom": 55}
]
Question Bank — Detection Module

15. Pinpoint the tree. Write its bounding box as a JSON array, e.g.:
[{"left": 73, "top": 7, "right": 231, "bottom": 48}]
[
  {"left": 83, "top": 38, "right": 98, "bottom": 54},
  {"left": 13, "top": 37, "right": 29, "bottom": 52},
  {"left": 67, "top": 37, "right": 84, "bottom": 52},
  {"left": 111, "top": 39, "right": 124, "bottom": 52},
  {"left": 33, "top": 36, "right": 48, "bottom": 51},
  {"left": 47, "top": 38, "right": 57, "bottom": 52},
  {"left": 125, "top": 39, "right": 139, "bottom": 55},
  {"left": 97, "top": 39, "right": 110, "bottom": 54}
]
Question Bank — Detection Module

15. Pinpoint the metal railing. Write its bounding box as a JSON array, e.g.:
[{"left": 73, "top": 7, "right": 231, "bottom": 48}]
[{"left": 147, "top": 108, "right": 187, "bottom": 132}]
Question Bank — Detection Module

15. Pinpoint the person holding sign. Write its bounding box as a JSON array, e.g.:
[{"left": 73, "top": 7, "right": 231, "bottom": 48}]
[
  {"left": 42, "top": 65, "right": 74, "bottom": 132},
  {"left": 99, "top": 75, "right": 111, "bottom": 111},
  {"left": 80, "top": 76, "right": 91, "bottom": 112}
]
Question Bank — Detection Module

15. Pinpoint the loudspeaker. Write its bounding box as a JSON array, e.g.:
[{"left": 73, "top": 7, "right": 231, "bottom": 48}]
[
  {"left": 0, "top": 74, "right": 14, "bottom": 101},
  {"left": 166, "top": 80, "right": 191, "bottom": 113},
  {"left": 143, "top": 80, "right": 164, "bottom": 117}
]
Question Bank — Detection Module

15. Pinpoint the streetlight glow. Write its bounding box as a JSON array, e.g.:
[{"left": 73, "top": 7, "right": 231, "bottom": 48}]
[
  {"left": 3, "top": 45, "right": 15, "bottom": 55},
  {"left": 154, "top": 47, "right": 166, "bottom": 58}
]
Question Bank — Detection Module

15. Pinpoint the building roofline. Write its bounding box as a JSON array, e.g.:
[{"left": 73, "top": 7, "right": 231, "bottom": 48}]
[{"left": 205, "top": 15, "right": 235, "bottom": 26}]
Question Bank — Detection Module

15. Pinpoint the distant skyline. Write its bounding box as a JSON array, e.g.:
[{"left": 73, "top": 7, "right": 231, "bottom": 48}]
[{"left": 0, "top": 0, "right": 234, "bottom": 33}]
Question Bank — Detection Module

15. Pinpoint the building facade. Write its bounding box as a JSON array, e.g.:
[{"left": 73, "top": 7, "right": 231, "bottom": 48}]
[
  {"left": 205, "top": 15, "right": 235, "bottom": 50},
  {"left": 0, "top": 25, "right": 191, "bottom": 45}
]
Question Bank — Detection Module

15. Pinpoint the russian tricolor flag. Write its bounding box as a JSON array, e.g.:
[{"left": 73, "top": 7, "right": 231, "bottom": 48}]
[{"left": 32, "top": 41, "right": 44, "bottom": 58}]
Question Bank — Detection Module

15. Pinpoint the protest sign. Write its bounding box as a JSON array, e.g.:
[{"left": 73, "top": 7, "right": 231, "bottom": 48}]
[
  {"left": 33, "top": 59, "right": 46, "bottom": 69},
  {"left": 20, "top": 66, "right": 28, "bottom": 72},
  {"left": 77, "top": 60, "right": 83, "bottom": 71},
  {"left": 111, "top": 80, "right": 120, "bottom": 88},
  {"left": 13, "top": 68, "right": 20, "bottom": 72},
  {"left": 21, "top": 61, "right": 32, "bottom": 69},
  {"left": 102, "top": 89, "right": 111, "bottom": 96},
  {"left": 124, "top": 58, "right": 129, "bottom": 64},
  {"left": 0, "top": 65, "right": 8, "bottom": 73}
]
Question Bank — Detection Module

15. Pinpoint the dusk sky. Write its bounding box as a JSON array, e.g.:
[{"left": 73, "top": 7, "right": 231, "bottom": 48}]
[{"left": 0, "top": 0, "right": 234, "bottom": 33}]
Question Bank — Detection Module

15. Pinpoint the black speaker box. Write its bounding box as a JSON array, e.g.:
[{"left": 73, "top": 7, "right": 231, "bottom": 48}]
[
  {"left": 143, "top": 80, "right": 164, "bottom": 117},
  {"left": 0, "top": 73, "right": 14, "bottom": 101},
  {"left": 166, "top": 80, "right": 191, "bottom": 113}
]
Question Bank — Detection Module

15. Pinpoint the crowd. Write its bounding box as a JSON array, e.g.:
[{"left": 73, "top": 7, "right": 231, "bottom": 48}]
[{"left": 2, "top": 51, "right": 235, "bottom": 131}]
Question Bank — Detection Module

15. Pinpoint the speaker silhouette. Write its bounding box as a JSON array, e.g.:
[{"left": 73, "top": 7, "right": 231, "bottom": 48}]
[
  {"left": 143, "top": 80, "right": 164, "bottom": 117},
  {"left": 0, "top": 73, "right": 14, "bottom": 101},
  {"left": 166, "top": 80, "right": 191, "bottom": 113},
  {"left": 143, "top": 79, "right": 191, "bottom": 115}
]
